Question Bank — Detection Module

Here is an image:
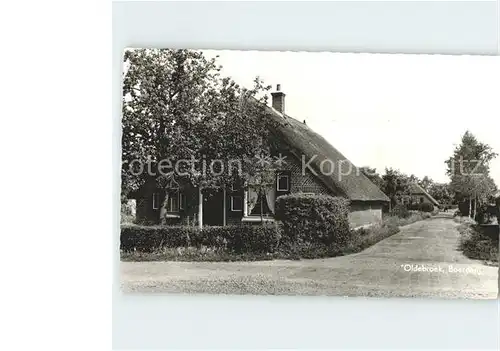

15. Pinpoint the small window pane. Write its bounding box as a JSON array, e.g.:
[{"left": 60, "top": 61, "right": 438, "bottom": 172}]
[
  {"left": 277, "top": 175, "right": 289, "bottom": 191},
  {"left": 231, "top": 196, "right": 243, "bottom": 211},
  {"left": 152, "top": 193, "right": 160, "bottom": 210},
  {"left": 170, "top": 195, "right": 179, "bottom": 212}
]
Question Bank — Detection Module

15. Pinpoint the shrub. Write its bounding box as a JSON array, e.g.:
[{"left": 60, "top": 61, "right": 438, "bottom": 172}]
[
  {"left": 275, "top": 194, "right": 351, "bottom": 249},
  {"left": 391, "top": 204, "right": 410, "bottom": 218},
  {"left": 458, "top": 224, "right": 498, "bottom": 263},
  {"left": 419, "top": 203, "right": 434, "bottom": 212},
  {"left": 120, "top": 223, "right": 282, "bottom": 255},
  {"left": 408, "top": 203, "right": 434, "bottom": 213}
]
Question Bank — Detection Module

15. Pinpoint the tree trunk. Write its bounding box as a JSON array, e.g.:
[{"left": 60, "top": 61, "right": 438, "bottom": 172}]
[
  {"left": 198, "top": 187, "right": 203, "bottom": 230},
  {"left": 260, "top": 188, "right": 264, "bottom": 225},
  {"left": 473, "top": 194, "right": 477, "bottom": 221},
  {"left": 468, "top": 197, "right": 472, "bottom": 218}
]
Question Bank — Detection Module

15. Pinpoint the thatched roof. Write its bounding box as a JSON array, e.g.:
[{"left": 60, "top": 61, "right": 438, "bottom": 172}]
[
  {"left": 263, "top": 104, "right": 390, "bottom": 202},
  {"left": 408, "top": 183, "right": 440, "bottom": 206}
]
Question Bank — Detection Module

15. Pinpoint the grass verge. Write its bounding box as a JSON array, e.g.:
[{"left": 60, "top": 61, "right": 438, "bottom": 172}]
[{"left": 457, "top": 223, "right": 498, "bottom": 265}]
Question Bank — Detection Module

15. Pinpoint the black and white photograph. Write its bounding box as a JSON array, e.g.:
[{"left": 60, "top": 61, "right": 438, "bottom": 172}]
[{"left": 119, "top": 49, "right": 499, "bottom": 299}]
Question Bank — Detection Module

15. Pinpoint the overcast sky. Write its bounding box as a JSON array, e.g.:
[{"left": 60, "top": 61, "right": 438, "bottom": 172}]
[{"left": 201, "top": 50, "right": 500, "bottom": 186}]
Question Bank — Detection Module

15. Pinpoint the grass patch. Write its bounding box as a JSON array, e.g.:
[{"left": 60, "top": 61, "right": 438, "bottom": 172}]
[
  {"left": 120, "top": 247, "right": 278, "bottom": 262},
  {"left": 453, "top": 216, "right": 476, "bottom": 225},
  {"left": 348, "top": 222, "right": 400, "bottom": 253},
  {"left": 458, "top": 224, "right": 498, "bottom": 265},
  {"left": 383, "top": 212, "right": 431, "bottom": 227}
]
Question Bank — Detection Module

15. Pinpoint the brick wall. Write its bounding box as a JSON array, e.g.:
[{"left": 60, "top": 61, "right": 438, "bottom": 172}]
[{"left": 280, "top": 153, "right": 334, "bottom": 195}]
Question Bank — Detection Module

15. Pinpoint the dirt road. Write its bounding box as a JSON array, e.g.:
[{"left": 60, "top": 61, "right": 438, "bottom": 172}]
[{"left": 121, "top": 215, "right": 498, "bottom": 299}]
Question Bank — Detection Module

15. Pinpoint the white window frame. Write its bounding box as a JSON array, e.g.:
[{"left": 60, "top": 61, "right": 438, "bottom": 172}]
[
  {"left": 230, "top": 195, "right": 243, "bottom": 212},
  {"left": 167, "top": 193, "right": 180, "bottom": 213},
  {"left": 179, "top": 192, "right": 185, "bottom": 210},
  {"left": 277, "top": 174, "right": 290, "bottom": 192},
  {"left": 152, "top": 193, "right": 160, "bottom": 210}
]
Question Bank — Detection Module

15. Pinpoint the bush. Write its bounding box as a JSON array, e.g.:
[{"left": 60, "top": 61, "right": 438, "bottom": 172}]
[
  {"left": 458, "top": 224, "right": 498, "bottom": 264},
  {"left": 391, "top": 204, "right": 410, "bottom": 218},
  {"left": 275, "top": 194, "right": 351, "bottom": 249},
  {"left": 408, "top": 203, "right": 434, "bottom": 212},
  {"left": 120, "top": 223, "right": 282, "bottom": 255},
  {"left": 419, "top": 203, "right": 434, "bottom": 212}
]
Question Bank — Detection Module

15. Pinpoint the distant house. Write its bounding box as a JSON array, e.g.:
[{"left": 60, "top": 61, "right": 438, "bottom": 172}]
[
  {"left": 128, "top": 85, "right": 390, "bottom": 228},
  {"left": 402, "top": 183, "right": 440, "bottom": 208},
  {"left": 494, "top": 190, "right": 500, "bottom": 201},
  {"left": 492, "top": 190, "right": 500, "bottom": 215}
]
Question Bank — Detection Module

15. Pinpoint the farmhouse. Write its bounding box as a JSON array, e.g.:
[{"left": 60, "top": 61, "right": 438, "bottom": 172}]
[
  {"left": 128, "top": 86, "right": 390, "bottom": 228},
  {"left": 401, "top": 183, "right": 440, "bottom": 208}
]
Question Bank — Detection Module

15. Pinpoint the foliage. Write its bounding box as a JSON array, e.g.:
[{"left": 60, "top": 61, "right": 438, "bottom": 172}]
[
  {"left": 408, "top": 202, "right": 434, "bottom": 213},
  {"left": 428, "top": 182, "right": 454, "bottom": 206},
  {"left": 121, "top": 223, "right": 282, "bottom": 255},
  {"left": 121, "top": 248, "right": 278, "bottom": 262},
  {"left": 380, "top": 168, "right": 418, "bottom": 208},
  {"left": 418, "top": 176, "right": 433, "bottom": 192},
  {"left": 275, "top": 194, "right": 351, "bottom": 249},
  {"left": 121, "top": 201, "right": 433, "bottom": 262},
  {"left": 121, "top": 49, "right": 273, "bottom": 205},
  {"left": 383, "top": 212, "right": 431, "bottom": 227},
  {"left": 120, "top": 201, "right": 136, "bottom": 224},
  {"left": 458, "top": 224, "right": 498, "bottom": 264},
  {"left": 453, "top": 216, "right": 476, "bottom": 225},
  {"left": 445, "top": 131, "right": 498, "bottom": 218},
  {"left": 390, "top": 204, "right": 410, "bottom": 218},
  {"left": 349, "top": 221, "right": 400, "bottom": 252},
  {"left": 359, "top": 166, "right": 385, "bottom": 190},
  {"left": 472, "top": 201, "right": 500, "bottom": 224}
]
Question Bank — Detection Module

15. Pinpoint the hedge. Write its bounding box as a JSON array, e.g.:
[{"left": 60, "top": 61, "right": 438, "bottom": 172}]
[
  {"left": 275, "top": 194, "right": 351, "bottom": 250},
  {"left": 391, "top": 204, "right": 410, "bottom": 218},
  {"left": 408, "top": 202, "right": 434, "bottom": 213},
  {"left": 120, "top": 223, "right": 282, "bottom": 254}
]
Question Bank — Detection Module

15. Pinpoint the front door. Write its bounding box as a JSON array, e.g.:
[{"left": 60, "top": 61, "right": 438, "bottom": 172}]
[{"left": 203, "top": 190, "right": 224, "bottom": 226}]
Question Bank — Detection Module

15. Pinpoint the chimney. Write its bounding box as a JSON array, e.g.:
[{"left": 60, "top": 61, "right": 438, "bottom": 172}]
[{"left": 271, "top": 84, "right": 285, "bottom": 114}]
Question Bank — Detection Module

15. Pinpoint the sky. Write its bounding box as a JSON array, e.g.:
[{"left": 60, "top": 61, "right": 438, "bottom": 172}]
[{"left": 201, "top": 50, "right": 500, "bottom": 186}]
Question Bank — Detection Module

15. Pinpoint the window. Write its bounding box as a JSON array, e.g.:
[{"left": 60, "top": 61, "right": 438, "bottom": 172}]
[
  {"left": 277, "top": 174, "right": 290, "bottom": 192},
  {"left": 167, "top": 193, "right": 180, "bottom": 212},
  {"left": 231, "top": 196, "right": 243, "bottom": 211},
  {"left": 250, "top": 193, "right": 273, "bottom": 216},
  {"left": 420, "top": 197, "right": 424, "bottom": 204},
  {"left": 152, "top": 193, "right": 160, "bottom": 210}
]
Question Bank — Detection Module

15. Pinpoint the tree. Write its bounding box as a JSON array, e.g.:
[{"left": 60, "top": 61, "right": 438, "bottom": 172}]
[
  {"left": 122, "top": 49, "right": 274, "bottom": 225},
  {"left": 381, "top": 168, "right": 413, "bottom": 208},
  {"left": 445, "top": 131, "right": 498, "bottom": 219},
  {"left": 418, "top": 176, "right": 434, "bottom": 192},
  {"left": 359, "top": 166, "right": 385, "bottom": 190},
  {"left": 428, "top": 182, "right": 454, "bottom": 206}
]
